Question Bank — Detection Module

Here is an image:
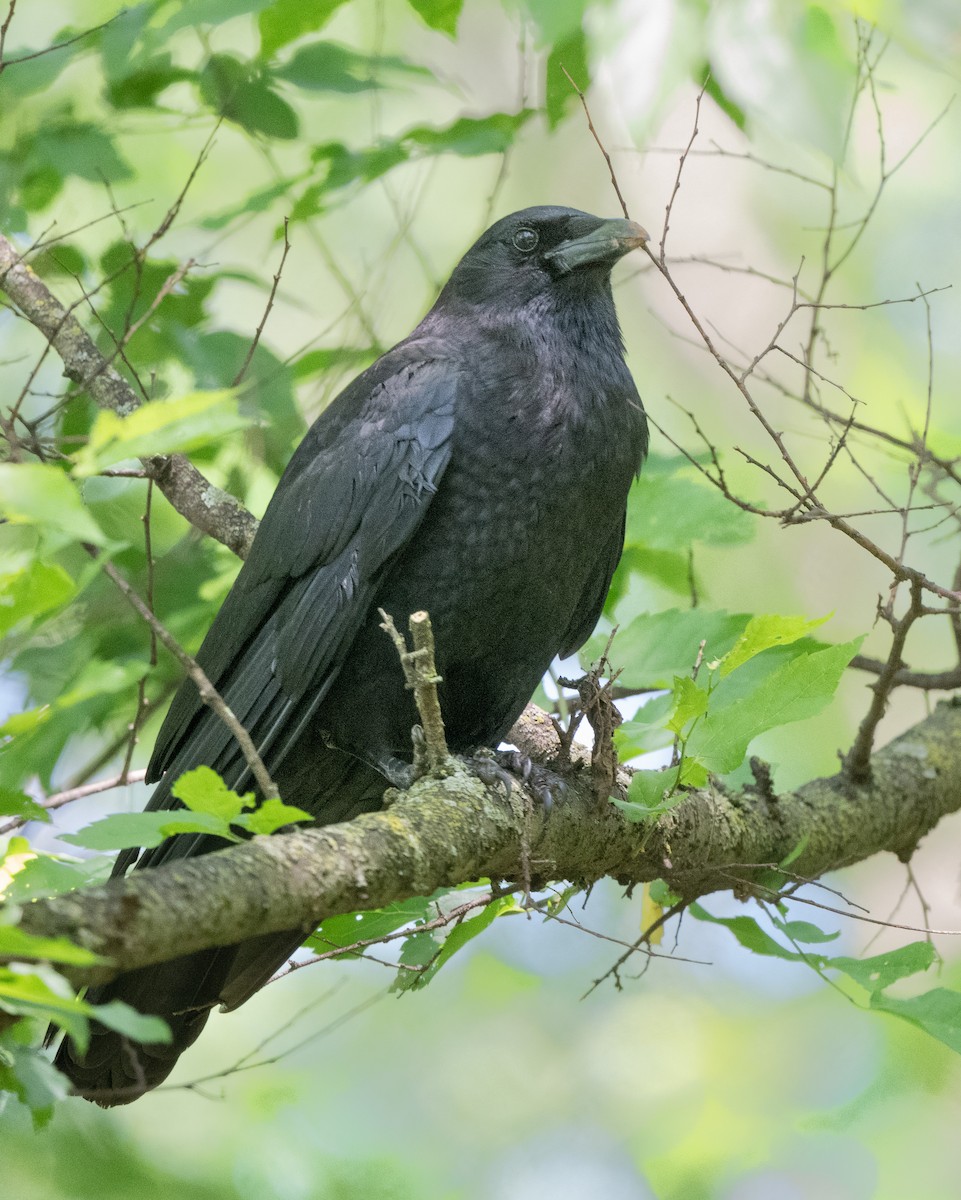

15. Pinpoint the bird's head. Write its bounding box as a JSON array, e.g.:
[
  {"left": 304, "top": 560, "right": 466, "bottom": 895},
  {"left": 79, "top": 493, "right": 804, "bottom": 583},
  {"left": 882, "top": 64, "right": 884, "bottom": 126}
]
[{"left": 438, "top": 205, "right": 648, "bottom": 314}]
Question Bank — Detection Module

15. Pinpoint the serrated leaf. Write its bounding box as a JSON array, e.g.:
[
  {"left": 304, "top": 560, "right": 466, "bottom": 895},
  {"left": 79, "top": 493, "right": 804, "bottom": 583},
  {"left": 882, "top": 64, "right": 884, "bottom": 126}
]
[
  {"left": 0, "top": 463, "right": 108, "bottom": 548},
  {"left": 235, "top": 797, "right": 312, "bottom": 835},
  {"left": 617, "top": 765, "right": 683, "bottom": 818},
  {"left": 594, "top": 609, "right": 751, "bottom": 689},
  {"left": 73, "top": 389, "right": 249, "bottom": 475},
  {"left": 686, "top": 636, "right": 864, "bottom": 775},
  {"left": 720, "top": 613, "right": 831, "bottom": 677},
  {"left": 667, "top": 674, "right": 709, "bottom": 734},
  {"left": 0, "top": 787, "right": 49, "bottom": 824},
  {"left": 61, "top": 809, "right": 237, "bottom": 852},
  {"left": 615, "top": 692, "right": 675, "bottom": 758},
  {"left": 624, "top": 462, "right": 756, "bottom": 553},
  {"left": 171, "top": 766, "right": 253, "bottom": 820}
]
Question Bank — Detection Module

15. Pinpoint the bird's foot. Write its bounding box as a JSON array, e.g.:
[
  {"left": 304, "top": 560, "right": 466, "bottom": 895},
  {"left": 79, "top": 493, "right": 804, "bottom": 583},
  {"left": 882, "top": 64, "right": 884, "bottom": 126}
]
[
  {"left": 378, "top": 753, "right": 421, "bottom": 790},
  {"left": 468, "top": 749, "right": 568, "bottom": 811}
]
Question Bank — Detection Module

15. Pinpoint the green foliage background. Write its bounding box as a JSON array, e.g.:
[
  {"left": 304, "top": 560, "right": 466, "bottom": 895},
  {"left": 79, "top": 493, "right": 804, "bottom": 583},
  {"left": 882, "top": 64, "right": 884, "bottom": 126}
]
[{"left": 2, "top": 0, "right": 961, "bottom": 1195}]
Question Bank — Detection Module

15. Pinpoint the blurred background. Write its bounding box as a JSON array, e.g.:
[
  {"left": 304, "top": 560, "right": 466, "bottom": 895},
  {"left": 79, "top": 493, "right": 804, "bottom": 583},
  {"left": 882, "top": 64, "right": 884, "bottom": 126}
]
[{"left": 2, "top": 0, "right": 961, "bottom": 1196}]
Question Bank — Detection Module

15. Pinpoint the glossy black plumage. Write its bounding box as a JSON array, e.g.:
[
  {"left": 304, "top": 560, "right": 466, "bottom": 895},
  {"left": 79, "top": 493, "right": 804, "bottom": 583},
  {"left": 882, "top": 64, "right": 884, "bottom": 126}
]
[{"left": 55, "top": 206, "right": 649, "bottom": 1103}]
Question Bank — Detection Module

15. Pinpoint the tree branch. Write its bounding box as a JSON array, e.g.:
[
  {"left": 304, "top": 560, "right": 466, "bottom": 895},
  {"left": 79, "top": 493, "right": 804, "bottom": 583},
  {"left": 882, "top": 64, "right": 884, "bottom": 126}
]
[
  {"left": 0, "top": 232, "right": 258, "bottom": 558},
  {"left": 13, "top": 699, "right": 961, "bottom": 988}
]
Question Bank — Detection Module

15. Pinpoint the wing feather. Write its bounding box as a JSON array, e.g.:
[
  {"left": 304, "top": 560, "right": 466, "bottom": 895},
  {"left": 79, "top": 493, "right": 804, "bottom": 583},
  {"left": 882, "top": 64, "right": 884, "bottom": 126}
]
[{"left": 145, "top": 350, "right": 457, "bottom": 800}]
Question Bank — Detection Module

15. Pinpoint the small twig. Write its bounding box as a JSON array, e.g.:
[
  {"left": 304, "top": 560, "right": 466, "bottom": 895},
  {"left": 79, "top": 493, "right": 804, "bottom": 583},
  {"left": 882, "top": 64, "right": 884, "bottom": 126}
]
[
  {"left": 378, "top": 609, "right": 449, "bottom": 771},
  {"left": 97, "top": 554, "right": 279, "bottom": 799},
  {"left": 232, "top": 218, "right": 290, "bottom": 386},
  {"left": 0, "top": 769, "right": 149, "bottom": 836},
  {"left": 848, "top": 656, "right": 961, "bottom": 692},
  {"left": 560, "top": 66, "right": 630, "bottom": 219},
  {"left": 0, "top": 8, "right": 121, "bottom": 73},
  {"left": 659, "top": 80, "right": 706, "bottom": 263}
]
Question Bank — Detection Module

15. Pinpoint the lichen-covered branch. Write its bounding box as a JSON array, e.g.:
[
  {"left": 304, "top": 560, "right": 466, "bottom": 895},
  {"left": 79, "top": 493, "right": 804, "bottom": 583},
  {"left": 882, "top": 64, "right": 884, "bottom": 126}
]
[
  {"left": 14, "top": 699, "right": 961, "bottom": 987},
  {"left": 0, "top": 232, "right": 258, "bottom": 558}
]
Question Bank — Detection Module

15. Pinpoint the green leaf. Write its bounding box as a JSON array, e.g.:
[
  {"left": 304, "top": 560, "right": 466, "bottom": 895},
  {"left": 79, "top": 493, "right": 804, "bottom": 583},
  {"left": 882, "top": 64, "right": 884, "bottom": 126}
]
[
  {"left": 394, "top": 896, "right": 517, "bottom": 992},
  {"left": 0, "top": 787, "right": 50, "bottom": 825},
  {"left": 292, "top": 347, "right": 377, "bottom": 379},
  {"left": 61, "top": 810, "right": 238, "bottom": 852},
  {"left": 259, "top": 0, "right": 351, "bottom": 57},
  {"left": 199, "top": 55, "right": 299, "bottom": 139},
  {"left": 596, "top": 609, "right": 751, "bottom": 689},
  {"left": 522, "top": 0, "right": 589, "bottom": 43},
  {"left": 310, "top": 897, "right": 436, "bottom": 958},
  {"left": 689, "top": 904, "right": 803, "bottom": 961},
  {"left": 0, "top": 463, "right": 108, "bottom": 548},
  {"left": 545, "top": 26, "right": 587, "bottom": 129},
  {"left": 768, "top": 916, "right": 840, "bottom": 946},
  {"left": 0, "top": 925, "right": 104, "bottom": 967},
  {"left": 32, "top": 122, "right": 132, "bottom": 184},
  {"left": 404, "top": 111, "right": 533, "bottom": 156},
  {"left": 829, "top": 942, "right": 936, "bottom": 993},
  {"left": 89, "top": 1000, "right": 171, "bottom": 1045},
  {"left": 106, "top": 56, "right": 195, "bottom": 109},
  {"left": 624, "top": 462, "right": 756, "bottom": 553},
  {"left": 699, "top": 63, "right": 747, "bottom": 130},
  {"left": 0, "top": 850, "right": 111, "bottom": 903},
  {"left": 608, "top": 545, "right": 695, "bottom": 601},
  {"left": 406, "top": 0, "right": 464, "bottom": 37},
  {"left": 0, "top": 561, "right": 76, "bottom": 636},
  {"left": 720, "top": 613, "right": 831, "bottom": 677},
  {"left": 870, "top": 987, "right": 961, "bottom": 1056},
  {"left": 685, "top": 636, "right": 864, "bottom": 775},
  {"left": 275, "top": 42, "right": 427, "bottom": 92},
  {"left": 0, "top": 1040, "right": 69, "bottom": 1129},
  {"left": 171, "top": 766, "right": 253, "bottom": 820},
  {"left": 615, "top": 692, "right": 674, "bottom": 758},
  {"left": 235, "top": 797, "right": 312, "bottom": 836},
  {"left": 73, "top": 389, "right": 249, "bottom": 475},
  {"left": 616, "top": 765, "right": 683, "bottom": 819},
  {"left": 667, "top": 674, "right": 709, "bottom": 735},
  {"left": 0, "top": 966, "right": 91, "bottom": 1050},
  {"left": 160, "top": 0, "right": 276, "bottom": 35}
]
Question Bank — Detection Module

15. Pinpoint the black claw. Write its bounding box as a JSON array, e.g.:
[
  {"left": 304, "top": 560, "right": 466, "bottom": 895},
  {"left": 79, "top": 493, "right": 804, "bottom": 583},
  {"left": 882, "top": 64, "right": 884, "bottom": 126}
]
[
  {"left": 468, "top": 749, "right": 569, "bottom": 810},
  {"left": 469, "top": 753, "right": 515, "bottom": 797}
]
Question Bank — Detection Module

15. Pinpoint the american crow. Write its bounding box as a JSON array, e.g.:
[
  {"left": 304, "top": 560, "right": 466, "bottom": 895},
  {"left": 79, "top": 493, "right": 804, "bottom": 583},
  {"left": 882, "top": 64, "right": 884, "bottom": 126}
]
[{"left": 55, "top": 205, "right": 649, "bottom": 1103}]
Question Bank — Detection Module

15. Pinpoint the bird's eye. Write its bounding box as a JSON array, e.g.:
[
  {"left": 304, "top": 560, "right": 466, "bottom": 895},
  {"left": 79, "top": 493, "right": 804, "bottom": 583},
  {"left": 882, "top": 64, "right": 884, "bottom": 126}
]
[{"left": 512, "top": 228, "right": 539, "bottom": 253}]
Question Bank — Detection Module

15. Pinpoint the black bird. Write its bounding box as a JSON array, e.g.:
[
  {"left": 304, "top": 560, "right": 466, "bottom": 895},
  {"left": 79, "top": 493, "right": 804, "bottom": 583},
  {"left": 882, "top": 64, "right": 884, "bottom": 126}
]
[{"left": 55, "top": 205, "right": 649, "bottom": 1103}]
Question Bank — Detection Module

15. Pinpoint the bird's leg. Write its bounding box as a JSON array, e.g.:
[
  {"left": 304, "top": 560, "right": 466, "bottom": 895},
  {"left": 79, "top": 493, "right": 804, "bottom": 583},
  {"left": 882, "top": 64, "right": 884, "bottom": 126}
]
[
  {"left": 468, "top": 748, "right": 568, "bottom": 810},
  {"left": 374, "top": 726, "right": 431, "bottom": 791}
]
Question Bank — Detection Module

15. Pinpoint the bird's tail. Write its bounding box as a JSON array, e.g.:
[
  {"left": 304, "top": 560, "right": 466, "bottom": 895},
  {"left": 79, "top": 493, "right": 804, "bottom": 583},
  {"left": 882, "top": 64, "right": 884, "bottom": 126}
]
[
  {"left": 53, "top": 747, "right": 386, "bottom": 1106},
  {"left": 53, "top": 929, "right": 308, "bottom": 1106}
]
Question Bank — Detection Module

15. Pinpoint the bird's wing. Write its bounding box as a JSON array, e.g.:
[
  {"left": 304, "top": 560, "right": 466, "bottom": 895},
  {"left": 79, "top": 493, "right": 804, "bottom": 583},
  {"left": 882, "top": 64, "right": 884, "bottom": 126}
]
[{"left": 145, "top": 351, "right": 457, "bottom": 798}]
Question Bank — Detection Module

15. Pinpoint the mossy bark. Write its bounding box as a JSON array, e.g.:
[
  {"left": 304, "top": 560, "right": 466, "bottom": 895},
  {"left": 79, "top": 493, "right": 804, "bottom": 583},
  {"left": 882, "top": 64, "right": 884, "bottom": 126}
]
[{"left": 13, "top": 700, "right": 961, "bottom": 987}]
